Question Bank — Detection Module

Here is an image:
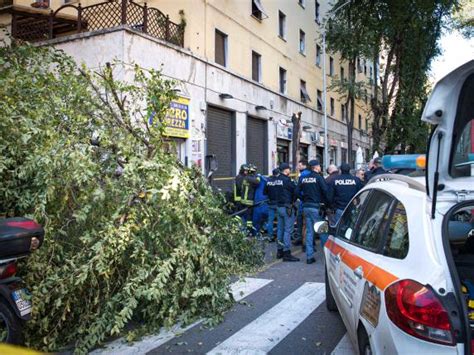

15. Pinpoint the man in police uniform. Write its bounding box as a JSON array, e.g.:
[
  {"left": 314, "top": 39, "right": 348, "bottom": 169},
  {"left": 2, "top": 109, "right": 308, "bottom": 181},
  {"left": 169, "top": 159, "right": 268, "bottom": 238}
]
[
  {"left": 264, "top": 168, "right": 280, "bottom": 241},
  {"left": 329, "top": 163, "right": 363, "bottom": 226},
  {"left": 294, "top": 160, "right": 311, "bottom": 246},
  {"left": 296, "top": 159, "right": 330, "bottom": 264},
  {"left": 275, "top": 163, "right": 299, "bottom": 261}
]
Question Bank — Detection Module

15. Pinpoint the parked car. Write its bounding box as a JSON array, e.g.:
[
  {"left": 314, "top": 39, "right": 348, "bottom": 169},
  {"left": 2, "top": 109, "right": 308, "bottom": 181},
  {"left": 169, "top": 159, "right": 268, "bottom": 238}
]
[{"left": 316, "top": 60, "right": 474, "bottom": 354}]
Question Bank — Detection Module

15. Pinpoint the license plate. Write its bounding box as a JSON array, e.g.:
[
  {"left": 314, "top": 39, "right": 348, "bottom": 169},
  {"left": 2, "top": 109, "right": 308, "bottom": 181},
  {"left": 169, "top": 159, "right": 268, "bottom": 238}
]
[{"left": 11, "top": 288, "right": 32, "bottom": 317}]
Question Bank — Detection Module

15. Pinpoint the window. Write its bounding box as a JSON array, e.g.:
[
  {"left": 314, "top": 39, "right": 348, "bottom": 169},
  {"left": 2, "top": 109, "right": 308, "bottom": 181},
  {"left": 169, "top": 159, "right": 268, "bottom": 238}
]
[
  {"left": 316, "top": 90, "right": 323, "bottom": 111},
  {"left": 278, "top": 11, "right": 286, "bottom": 39},
  {"left": 353, "top": 191, "right": 394, "bottom": 249},
  {"left": 330, "top": 98, "right": 335, "bottom": 116},
  {"left": 336, "top": 190, "right": 371, "bottom": 240},
  {"left": 329, "top": 56, "right": 334, "bottom": 76},
  {"left": 298, "top": 0, "right": 305, "bottom": 8},
  {"left": 364, "top": 60, "right": 367, "bottom": 75},
  {"left": 300, "top": 80, "right": 311, "bottom": 103},
  {"left": 341, "top": 103, "right": 346, "bottom": 121},
  {"left": 215, "top": 29, "right": 227, "bottom": 67},
  {"left": 357, "top": 58, "right": 362, "bottom": 73},
  {"left": 315, "top": 0, "right": 320, "bottom": 23},
  {"left": 383, "top": 201, "right": 409, "bottom": 259},
  {"left": 451, "top": 117, "right": 473, "bottom": 178},
  {"left": 316, "top": 44, "right": 321, "bottom": 66},
  {"left": 365, "top": 118, "right": 369, "bottom": 132},
  {"left": 358, "top": 114, "right": 362, "bottom": 129},
  {"left": 299, "top": 30, "right": 306, "bottom": 54},
  {"left": 340, "top": 67, "right": 345, "bottom": 81},
  {"left": 341, "top": 148, "right": 347, "bottom": 163},
  {"left": 279, "top": 67, "right": 287, "bottom": 94},
  {"left": 252, "top": 51, "right": 261, "bottom": 82},
  {"left": 252, "top": 0, "right": 268, "bottom": 20},
  {"left": 369, "top": 66, "right": 373, "bottom": 82},
  {"left": 364, "top": 89, "right": 368, "bottom": 104}
]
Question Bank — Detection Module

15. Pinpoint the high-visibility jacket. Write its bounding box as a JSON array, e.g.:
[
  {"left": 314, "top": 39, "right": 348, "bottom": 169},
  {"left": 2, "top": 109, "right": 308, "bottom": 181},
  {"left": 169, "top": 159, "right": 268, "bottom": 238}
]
[{"left": 233, "top": 174, "right": 260, "bottom": 206}]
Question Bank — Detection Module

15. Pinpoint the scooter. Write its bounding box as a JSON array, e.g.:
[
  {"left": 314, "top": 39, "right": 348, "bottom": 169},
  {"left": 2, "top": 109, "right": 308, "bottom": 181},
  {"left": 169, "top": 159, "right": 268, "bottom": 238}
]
[{"left": 0, "top": 217, "right": 44, "bottom": 345}]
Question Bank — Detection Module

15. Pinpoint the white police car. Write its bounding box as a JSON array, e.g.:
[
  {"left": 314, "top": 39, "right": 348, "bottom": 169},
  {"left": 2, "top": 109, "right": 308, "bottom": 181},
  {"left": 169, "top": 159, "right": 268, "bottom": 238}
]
[{"left": 316, "top": 60, "right": 474, "bottom": 354}]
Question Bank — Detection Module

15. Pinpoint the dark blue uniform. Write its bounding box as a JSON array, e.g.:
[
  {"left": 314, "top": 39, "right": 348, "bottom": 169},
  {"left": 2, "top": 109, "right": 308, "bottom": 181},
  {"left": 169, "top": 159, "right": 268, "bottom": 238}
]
[
  {"left": 295, "top": 169, "right": 311, "bottom": 242},
  {"left": 329, "top": 173, "right": 363, "bottom": 225},
  {"left": 264, "top": 175, "right": 282, "bottom": 237},
  {"left": 275, "top": 174, "right": 296, "bottom": 252},
  {"left": 296, "top": 171, "right": 329, "bottom": 261}
]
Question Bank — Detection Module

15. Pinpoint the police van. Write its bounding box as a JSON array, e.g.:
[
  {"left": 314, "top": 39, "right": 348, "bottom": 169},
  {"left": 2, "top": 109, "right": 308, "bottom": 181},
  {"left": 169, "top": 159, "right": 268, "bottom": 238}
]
[{"left": 316, "top": 60, "right": 474, "bottom": 354}]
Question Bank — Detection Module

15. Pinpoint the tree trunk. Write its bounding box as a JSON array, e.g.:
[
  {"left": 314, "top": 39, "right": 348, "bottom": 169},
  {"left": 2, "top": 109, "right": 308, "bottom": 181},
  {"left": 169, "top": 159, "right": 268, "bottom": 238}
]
[{"left": 291, "top": 112, "right": 302, "bottom": 172}]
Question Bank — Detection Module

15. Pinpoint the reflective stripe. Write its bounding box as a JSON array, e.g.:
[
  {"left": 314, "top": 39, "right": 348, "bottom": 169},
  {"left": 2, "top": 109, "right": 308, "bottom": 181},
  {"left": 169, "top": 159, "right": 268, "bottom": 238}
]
[
  {"left": 325, "top": 238, "right": 398, "bottom": 290},
  {"left": 233, "top": 184, "right": 241, "bottom": 202}
]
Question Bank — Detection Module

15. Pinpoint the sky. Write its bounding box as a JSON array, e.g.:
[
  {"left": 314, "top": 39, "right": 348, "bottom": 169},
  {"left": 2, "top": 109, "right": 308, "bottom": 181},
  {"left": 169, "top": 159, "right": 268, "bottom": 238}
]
[{"left": 429, "top": 30, "right": 473, "bottom": 84}]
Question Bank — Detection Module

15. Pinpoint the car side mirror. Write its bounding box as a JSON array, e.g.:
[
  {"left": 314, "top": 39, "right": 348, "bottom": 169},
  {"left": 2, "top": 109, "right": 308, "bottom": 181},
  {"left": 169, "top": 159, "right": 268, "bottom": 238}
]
[{"left": 314, "top": 221, "right": 328, "bottom": 234}]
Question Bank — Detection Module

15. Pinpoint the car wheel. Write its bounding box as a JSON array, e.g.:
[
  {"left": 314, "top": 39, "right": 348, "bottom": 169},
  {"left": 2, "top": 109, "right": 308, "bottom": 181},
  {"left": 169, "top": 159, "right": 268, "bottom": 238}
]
[
  {"left": 0, "top": 300, "right": 24, "bottom": 345},
  {"left": 357, "top": 325, "right": 372, "bottom": 355},
  {"left": 325, "top": 267, "right": 338, "bottom": 312}
]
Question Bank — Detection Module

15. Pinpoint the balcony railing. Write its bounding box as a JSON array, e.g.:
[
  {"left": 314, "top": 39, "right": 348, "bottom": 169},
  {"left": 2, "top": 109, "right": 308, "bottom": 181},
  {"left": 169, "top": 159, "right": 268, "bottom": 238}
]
[{"left": 11, "top": 0, "right": 184, "bottom": 47}]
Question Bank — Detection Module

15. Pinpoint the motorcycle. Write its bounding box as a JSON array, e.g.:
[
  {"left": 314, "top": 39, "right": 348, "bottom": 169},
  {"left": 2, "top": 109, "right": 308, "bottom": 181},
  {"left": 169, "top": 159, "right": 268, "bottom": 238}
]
[{"left": 0, "top": 217, "right": 44, "bottom": 345}]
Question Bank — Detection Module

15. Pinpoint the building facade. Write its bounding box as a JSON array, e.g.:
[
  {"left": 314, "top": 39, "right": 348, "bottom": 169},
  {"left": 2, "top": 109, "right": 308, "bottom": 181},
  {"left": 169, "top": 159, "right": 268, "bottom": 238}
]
[{"left": 0, "top": 0, "right": 374, "bottom": 190}]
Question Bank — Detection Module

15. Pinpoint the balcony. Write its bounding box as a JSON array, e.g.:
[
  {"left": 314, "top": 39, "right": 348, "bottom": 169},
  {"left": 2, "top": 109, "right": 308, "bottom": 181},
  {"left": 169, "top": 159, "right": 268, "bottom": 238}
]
[{"left": 7, "top": 0, "right": 184, "bottom": 47}]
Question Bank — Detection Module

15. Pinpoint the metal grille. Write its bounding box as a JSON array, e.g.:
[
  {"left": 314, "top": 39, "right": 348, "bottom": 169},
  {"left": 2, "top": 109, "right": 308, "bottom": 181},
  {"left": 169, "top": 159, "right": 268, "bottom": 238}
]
[
  {"left": 207, "top": 106, "right": 235, "bottom": 192},
  {"left": 14, "top": 17, "right": 49, "bottom": 42},
  {"left": 81, "top": 1, "right": 121, "bottom": 31},
  {"left": 11, "top": 0, "right": 184, "bottom": 47},
  {"left": 147, "top": 8, "right": 167, "bottom": 40},
  {"left": 247, "top": 117, "right": 268, "bottom": 175},
  {"left": 167, "top": 21, "right": 183, "bottom": 46},
  {"left": 127, "top": 2, "right": 145, "bottom": 31}
]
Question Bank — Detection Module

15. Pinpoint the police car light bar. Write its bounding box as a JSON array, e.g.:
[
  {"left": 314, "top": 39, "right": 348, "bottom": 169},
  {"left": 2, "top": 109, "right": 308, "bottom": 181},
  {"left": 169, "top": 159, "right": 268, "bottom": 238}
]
[{"left": 382, "top": 155, "right": 426, "bottom": 170}]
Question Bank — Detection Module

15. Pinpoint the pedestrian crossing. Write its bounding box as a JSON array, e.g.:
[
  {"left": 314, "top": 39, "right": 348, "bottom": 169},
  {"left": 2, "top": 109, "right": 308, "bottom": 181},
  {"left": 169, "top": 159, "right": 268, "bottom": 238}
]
[{"left": 90, "top": 277, "right": 356, "bottom": 355}]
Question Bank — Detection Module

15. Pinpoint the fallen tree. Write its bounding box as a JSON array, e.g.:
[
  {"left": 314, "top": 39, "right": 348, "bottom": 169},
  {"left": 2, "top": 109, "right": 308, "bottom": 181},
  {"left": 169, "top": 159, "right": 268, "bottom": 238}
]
[{"left": 0, "top": 43, "right": 262, "bottom": 353}]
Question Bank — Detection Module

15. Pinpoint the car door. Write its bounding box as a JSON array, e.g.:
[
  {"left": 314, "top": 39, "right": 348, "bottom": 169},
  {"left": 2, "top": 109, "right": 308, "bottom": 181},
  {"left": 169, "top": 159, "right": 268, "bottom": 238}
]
[
  {"left": 325, "top": 190, "right": 371, "bottom": 329},
  {"left": 337, "top": 190, "right": 395, "bottom": 334}
]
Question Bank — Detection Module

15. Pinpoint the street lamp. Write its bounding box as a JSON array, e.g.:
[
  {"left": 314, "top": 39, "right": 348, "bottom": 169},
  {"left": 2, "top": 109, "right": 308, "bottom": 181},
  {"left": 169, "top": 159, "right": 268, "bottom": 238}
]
[{"left": 321, "top": 0, "right": 351, "bottom": 172}]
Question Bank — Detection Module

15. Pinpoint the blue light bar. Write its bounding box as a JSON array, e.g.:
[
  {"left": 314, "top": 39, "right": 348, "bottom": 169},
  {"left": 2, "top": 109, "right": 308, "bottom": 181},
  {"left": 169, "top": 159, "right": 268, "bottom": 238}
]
[{"left": 382, "top": 154, "right": 425, "bottom": 170}]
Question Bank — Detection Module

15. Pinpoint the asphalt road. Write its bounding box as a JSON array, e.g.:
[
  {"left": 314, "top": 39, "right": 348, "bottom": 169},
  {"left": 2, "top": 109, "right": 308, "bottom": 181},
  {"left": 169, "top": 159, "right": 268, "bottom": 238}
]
[{"left": 137, "top": 242, "right": 352, "bottom": 355}]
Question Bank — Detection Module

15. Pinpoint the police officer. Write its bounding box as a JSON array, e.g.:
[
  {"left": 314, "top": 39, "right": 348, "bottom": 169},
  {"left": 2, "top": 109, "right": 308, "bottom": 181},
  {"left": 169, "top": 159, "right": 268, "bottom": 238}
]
[
  {"left": 296, "top": 159, "right": 329, "bottom": 264},
  {"left": 329, "top": 163, "right": 363, "bottom": 226},
  {"left": 294, "top": 160, "right": 311, "bottom": 246},
  {"left": 264, "top": 168, "right": 280, "bottom": 241},
  {"left": 275, "top": 163, "right": 299, "bottom": 262}
]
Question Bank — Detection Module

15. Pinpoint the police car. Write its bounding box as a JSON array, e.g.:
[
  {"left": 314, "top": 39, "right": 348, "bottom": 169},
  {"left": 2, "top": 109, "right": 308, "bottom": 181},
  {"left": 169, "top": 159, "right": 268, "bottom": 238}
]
[{"left": 315, "top": 60, "right": 474, "bottom": 354}]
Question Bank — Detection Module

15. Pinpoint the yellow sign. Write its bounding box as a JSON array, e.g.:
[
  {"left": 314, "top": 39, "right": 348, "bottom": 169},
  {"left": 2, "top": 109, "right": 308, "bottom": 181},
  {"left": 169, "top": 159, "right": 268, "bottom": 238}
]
[{"left": 163, "top": 97, "right": 190, "bottom": 139}]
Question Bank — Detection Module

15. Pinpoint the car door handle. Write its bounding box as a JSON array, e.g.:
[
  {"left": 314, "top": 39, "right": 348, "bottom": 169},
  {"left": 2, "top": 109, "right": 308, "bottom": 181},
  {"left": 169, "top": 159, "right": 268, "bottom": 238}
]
[
  {"left": 353, "top": 266, "right": 364, "bottom": 279},
  {"left": 335, "top": 253, "right": 341, "bottom": 263}
]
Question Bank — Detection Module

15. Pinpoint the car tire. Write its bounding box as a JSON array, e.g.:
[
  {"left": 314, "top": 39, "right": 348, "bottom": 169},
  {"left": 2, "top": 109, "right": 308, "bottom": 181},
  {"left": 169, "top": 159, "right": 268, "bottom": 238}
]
[
  {"left": 325, "top": 267, "right": 338, "bottom": 312},
  {"left": 357, "top": 325, "right": 372, "bottom": 355},
  {"left": 0, "top": 300, "right": 24, "bottom": 345}
]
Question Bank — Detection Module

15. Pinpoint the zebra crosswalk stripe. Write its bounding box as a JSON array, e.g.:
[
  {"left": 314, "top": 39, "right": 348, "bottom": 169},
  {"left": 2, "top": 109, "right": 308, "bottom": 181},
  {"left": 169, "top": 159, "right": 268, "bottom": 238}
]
[
  {"left": 331, "top": 333, "right": 356, "bottom": 355},
  {"left": 207, "top": 282, "right": 326, "bottom": 355},
  {"left": 90, "top": 277, "right": 273, "bottom": 355}
]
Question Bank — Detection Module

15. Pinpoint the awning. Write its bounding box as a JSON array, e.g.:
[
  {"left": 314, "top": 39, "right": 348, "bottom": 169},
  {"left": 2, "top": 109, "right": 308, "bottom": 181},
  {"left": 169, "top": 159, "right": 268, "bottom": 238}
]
[
  {"left": 252, "top": 0, "right": 268, "bottom": 19},
  {"left": 300, "top": 84, "right": 311, "bottom": 103}
]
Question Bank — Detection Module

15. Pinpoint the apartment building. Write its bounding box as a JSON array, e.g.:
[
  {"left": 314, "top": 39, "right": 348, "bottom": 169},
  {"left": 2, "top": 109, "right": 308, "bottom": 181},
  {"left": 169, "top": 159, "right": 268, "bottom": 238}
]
[{"left": 0, "top": 0, "right": 374, "bottom": 190}]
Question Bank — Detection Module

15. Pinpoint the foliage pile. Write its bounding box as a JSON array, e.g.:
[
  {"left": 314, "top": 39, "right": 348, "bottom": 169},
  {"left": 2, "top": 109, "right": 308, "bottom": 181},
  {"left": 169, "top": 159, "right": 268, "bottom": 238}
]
[{"left": 0, "top": 44, "right": 262, "bottom": 353}]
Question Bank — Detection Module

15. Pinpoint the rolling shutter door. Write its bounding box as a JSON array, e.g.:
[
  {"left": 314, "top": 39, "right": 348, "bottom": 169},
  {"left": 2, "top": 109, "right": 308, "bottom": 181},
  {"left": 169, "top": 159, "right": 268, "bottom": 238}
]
[
  {"left": 207, "top": 106, "right": 235, "bottom": 191},
  {"left": 247, "top": 117, "right": 267, "bottom": 175}
]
